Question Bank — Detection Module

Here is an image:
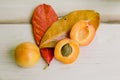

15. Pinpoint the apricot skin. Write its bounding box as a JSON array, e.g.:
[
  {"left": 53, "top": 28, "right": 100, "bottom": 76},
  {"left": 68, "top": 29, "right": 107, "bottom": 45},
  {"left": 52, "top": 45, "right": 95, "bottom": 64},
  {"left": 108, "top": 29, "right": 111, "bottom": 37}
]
[{"left": 15, "top": 42, "right": 40, "bottom": 67}]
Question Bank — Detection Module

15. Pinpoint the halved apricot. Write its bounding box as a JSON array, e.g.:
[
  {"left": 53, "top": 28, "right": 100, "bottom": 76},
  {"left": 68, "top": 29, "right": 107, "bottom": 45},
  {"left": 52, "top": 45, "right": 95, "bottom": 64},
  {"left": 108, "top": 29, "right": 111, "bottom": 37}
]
[
  {"left": 70, "top": 20, "right": 96, "bottom": 46},
  {"left": 54, "top": 38, "right": 80, "bottom": 64}
]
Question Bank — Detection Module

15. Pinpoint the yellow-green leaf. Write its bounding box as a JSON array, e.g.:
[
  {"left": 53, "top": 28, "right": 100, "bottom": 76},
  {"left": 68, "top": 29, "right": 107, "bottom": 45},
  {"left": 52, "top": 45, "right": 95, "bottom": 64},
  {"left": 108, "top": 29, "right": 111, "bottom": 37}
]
[{"left": 40, "top": 10, "right": 100, "bottom": 48}]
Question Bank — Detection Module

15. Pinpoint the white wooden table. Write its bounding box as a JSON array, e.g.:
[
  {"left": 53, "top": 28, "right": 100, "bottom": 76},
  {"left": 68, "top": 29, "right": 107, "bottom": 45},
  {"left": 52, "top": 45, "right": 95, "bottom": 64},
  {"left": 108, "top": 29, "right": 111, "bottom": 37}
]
[
  {"left": 0, "top": 23, "right": 120, "bottom": 80},
  {"left": 0, "top": 0, "right": 120, "bottom": 80}
]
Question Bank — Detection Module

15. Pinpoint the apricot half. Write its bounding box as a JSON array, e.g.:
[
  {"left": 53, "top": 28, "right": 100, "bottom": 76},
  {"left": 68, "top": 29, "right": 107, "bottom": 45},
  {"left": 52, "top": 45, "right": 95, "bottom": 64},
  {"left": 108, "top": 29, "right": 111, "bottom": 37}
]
[
  {"left": 54, "top": 38, "right": 80, "bottom": 64},
  {"left": 15, "top": 42, "right": 40, "bottom": 67},
  {"left": 70, "top": 20, "right": 96, "bottom": 46}
]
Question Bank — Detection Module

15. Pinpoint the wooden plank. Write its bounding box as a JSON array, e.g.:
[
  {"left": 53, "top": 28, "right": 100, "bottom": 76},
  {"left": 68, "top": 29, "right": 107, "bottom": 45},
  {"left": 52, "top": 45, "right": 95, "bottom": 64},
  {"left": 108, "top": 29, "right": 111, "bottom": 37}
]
[
  {"left": 0, "top": 23, "right": 120, "bottom": 80},
  {"left": 0, "top": 0, "right": 120, "bottom": 23}
]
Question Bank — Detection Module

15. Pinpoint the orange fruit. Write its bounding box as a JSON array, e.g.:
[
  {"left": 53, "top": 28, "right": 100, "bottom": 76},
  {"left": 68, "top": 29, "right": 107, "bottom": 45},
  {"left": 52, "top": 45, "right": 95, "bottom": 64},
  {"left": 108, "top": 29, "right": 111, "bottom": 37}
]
[
  {"left": 54, "top": 38, "right": 80, "bottom": 64},
  {"left": 15, "top": 42, "right": 40, "bottom": 67},
  {"left": 70, "top": 20, "right": 96, "bottom": 46}
]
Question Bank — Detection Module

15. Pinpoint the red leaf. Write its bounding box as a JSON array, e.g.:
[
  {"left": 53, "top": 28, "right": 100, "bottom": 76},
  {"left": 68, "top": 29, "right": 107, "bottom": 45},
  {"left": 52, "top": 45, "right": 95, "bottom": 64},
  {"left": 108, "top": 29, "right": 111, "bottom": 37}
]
[
  {"left": 40, "top": 48, "right": 54, "bottom": 65},
  {"left": 32, "top": 4, "right": 58, "bottom": 65}
]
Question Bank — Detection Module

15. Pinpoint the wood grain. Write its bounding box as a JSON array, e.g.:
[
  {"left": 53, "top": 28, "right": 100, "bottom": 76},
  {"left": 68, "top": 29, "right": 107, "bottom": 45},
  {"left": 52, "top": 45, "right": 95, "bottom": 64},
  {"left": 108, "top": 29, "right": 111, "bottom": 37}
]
[
  {"left": 0, "top": 0, "right": 120, "bottom": 23},
  {"left": 0, "top": 23, "right": 120, "bottom": 80}
]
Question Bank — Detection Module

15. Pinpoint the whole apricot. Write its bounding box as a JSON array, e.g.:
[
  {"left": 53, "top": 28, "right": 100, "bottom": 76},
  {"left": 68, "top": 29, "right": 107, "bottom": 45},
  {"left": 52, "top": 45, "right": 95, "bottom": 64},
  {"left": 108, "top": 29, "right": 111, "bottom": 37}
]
[{"left": 15, "top": 42, "right": 40, "bottom": 67}]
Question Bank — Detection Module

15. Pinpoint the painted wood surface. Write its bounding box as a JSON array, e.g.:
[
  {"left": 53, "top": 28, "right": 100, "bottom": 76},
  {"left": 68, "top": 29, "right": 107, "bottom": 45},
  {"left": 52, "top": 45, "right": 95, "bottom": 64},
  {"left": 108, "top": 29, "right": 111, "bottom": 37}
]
[
  {"left": 0, "top": 0, "right": 120, "bottom": 23},
  {"left": 0, "top": 23, "right": 120, "bottom": 80}
]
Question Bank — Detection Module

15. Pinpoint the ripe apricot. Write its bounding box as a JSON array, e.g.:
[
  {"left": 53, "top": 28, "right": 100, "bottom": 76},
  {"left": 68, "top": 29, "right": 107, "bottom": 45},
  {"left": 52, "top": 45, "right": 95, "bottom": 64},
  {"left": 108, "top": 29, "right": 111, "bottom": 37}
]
[
  {"left": 70, "top": 20, "right": 96, "bottom": 46},
  {"left": 15, "top": 42, "right": 40, "bottom": 67},
  {"left": 54, "top": 38, "right": 80, "bottom": 64}
]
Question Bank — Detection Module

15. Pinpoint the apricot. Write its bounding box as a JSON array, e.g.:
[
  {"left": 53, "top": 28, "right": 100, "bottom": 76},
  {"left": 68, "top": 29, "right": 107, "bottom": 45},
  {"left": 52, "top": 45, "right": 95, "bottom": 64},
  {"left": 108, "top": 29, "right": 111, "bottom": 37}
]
[
  {"left": 54, "top": 38, "right": 80, "bottom": 64},
  {"left": 70, "top": 20, "right": 96, "bottom": 46},
  {"left": 15, "top": 42, "right": 40, "bottom": 67}
]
